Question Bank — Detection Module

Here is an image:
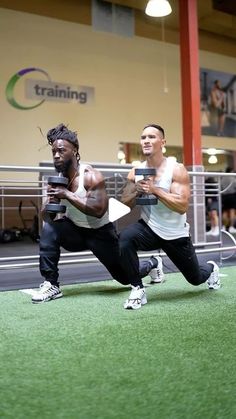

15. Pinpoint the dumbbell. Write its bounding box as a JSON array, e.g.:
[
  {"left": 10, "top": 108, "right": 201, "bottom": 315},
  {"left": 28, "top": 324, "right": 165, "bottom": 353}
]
[
  {"left": 45, "top": 173, "right": 68, "bottom": 214},
  {"left": 135, "top": 167, "right": 158, "bottom": 205}
]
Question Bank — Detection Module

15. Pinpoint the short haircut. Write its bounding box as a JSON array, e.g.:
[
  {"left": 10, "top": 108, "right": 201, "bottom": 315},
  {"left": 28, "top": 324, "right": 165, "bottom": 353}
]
[
  {"left": 143, "top": 124, "right": 165, "bottom": 138},
  {"left": 47, "top": 123, "right": 79, "bottom": 150}
]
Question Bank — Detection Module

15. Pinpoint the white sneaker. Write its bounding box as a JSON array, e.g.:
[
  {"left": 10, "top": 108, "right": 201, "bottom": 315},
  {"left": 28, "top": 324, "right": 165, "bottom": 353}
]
[
  {"left": 206, "top": 261, "right": 221, "bottom": 290},
  {"left": 206, "top": 227, "right": 220, "bottom": 236},
  {"left": 32, "top": 281, "right": 63, "bottom": 303},
  {"left": 123, "top": 285, "right": 147, "bottom": 310},
  {"left": 149, "top": 255, "right": 165, "bottom": 284},
  {"left": 228, "top": 226, "right": 236, "bottom": 234}
]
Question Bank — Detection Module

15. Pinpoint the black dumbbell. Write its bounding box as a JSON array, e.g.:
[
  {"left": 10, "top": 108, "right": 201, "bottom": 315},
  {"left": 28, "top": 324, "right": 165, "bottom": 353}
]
[
  {"left": 135, "top": 167, "right": 158, "bottom": 205},
  {"left": 45, "top": 173, "right": 68, "bottom": 214}
]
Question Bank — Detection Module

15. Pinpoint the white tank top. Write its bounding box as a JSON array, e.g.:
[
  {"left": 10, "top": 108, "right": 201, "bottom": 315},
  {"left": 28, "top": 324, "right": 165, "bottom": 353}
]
[
  {"left": 62, "top": 164, "right": 110, "bottom": 229},
  {"left": 140, "top": 158, "right": 190, "bottom": 239}
]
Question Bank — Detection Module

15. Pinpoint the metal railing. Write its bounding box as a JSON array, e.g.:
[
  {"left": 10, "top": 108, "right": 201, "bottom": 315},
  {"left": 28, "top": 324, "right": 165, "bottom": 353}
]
[{"left": 0, "top": 164, "right": 236, "bottom": 269}]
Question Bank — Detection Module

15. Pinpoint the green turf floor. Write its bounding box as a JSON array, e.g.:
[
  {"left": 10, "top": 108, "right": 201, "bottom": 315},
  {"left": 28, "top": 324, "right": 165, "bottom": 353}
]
[{"left": 0, "top": 266, "right": 236, "bottom": 419}]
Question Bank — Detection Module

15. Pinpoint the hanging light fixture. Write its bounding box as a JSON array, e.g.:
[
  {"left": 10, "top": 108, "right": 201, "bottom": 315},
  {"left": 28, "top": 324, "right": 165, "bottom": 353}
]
[
  {"left": 145, "top": 0, "right": 172, "bottom": 17},
  {"left": 208, "top": 155, "right": 218, "bottom": 164}
]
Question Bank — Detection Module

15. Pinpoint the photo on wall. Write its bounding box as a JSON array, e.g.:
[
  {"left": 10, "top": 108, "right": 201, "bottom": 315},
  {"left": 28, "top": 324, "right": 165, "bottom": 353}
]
[{"left": 200, "top": 68, "right": 236, "bottom": 138}]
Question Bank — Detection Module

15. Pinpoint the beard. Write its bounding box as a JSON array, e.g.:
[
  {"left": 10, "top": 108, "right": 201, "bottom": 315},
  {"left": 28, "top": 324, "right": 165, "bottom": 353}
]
[{"left": 54, "top": 158, "right": 73, "bottom": 174}]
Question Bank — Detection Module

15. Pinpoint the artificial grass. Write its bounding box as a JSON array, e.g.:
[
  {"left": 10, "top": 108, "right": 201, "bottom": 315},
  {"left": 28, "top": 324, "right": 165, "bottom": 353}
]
[{"left": 0, "top": 266, "right": 236, "bottom": 419}]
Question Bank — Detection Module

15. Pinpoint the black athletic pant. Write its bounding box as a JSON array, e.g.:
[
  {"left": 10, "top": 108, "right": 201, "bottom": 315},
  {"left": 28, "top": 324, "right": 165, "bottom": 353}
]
[
  {"left": 119, "top": 219, "right": 213, "bottom": 287},
  {"left": 39, "top": 218, "right": 130, "bottom": 286}
]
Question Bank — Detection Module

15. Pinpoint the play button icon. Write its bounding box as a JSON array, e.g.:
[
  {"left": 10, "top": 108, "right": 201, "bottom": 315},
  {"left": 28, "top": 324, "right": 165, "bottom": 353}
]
[{"left": 108, "top": 198, "right": 131, "bottom": 222}]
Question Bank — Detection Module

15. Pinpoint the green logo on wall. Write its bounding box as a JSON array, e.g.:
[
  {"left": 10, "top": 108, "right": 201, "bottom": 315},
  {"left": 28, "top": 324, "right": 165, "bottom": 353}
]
[
  {"left": 6, "top": 67, "right": 50, "bottom": 110},
  {"left": 6, "top": 67, "right": 94, "bottom": 110}
]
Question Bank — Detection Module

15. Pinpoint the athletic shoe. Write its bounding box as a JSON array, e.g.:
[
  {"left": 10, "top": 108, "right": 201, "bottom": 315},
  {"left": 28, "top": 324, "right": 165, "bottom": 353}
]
[
  {"left": 123, "top": 285, "right": 147, "bottom": 310},
  {"left": 32, "top": 281, "right": 63, "bottom": 303},
  {"left": 149, "top": 255, "right": 165, "bottom": 284},
  {"left": 206, "top": 261, "right": 221, "bottom": 290},
  {"left": 228, "top": 226, "right": 236, "bottom": 234},
  {"left": 206, "top": 226, "right": 220, "bottom": 236}
]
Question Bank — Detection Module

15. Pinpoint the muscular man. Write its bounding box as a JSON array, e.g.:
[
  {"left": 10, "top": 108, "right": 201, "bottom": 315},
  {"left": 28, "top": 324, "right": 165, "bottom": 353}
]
[
  {"left": 120, "top": 123, "right": 220, "bottom": 310},
  {"left": 32, "top": 123, "right": 133, "bottom": 303}
]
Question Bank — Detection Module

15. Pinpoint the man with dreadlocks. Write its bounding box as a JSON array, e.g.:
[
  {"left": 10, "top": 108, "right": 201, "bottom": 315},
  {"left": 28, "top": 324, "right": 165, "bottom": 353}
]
[{"left": 32, "top": 123, "right": 131, "bottom": 303}]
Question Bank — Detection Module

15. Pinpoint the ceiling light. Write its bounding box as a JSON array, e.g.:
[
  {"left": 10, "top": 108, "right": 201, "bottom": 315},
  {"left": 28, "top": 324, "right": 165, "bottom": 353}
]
[
  {"left": 145, "top": 0, "right": 172, "bottom": 17},
  {"left": 207, "top": 148, "right": 217, "bottom": 156},
  {"left": 208, "top": 155, "right": 218, "bottom": 164},
  {"left": 117, "top": 150, "right": 125, "bottom": 160}
]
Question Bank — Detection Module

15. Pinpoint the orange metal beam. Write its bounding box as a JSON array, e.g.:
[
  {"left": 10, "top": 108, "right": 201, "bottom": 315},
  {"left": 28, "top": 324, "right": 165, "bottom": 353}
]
[{"left": 179, "top": 0, "right": 202, "bottom": 166}]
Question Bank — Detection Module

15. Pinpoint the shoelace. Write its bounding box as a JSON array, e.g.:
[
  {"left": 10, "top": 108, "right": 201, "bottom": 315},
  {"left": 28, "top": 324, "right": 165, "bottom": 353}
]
[
  {"left": 130, "top": 288, "right": 144, "bottom": 300},
  {"left": 38, "top": 282, "right": 54, "bottom": 295},
  {"left": 39, "top": 281, "right": 50, "bottom": 290}
]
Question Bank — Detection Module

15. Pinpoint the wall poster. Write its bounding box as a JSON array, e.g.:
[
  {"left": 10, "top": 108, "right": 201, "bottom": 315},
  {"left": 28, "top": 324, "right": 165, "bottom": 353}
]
[{"left": 200, "top": 68, "right": 236, "bottom": 138}]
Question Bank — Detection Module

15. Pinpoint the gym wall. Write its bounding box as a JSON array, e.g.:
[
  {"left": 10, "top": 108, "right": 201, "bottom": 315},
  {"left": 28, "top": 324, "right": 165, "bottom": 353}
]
[{"left": 1, "top": 7, "right": 236, "bottom": 176}]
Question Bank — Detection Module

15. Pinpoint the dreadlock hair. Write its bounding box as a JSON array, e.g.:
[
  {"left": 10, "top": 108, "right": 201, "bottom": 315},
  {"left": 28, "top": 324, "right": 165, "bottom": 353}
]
[
  {"left": 143, "top": 124, "right": 165, "bottom": 139},
  {"left": 47, "top": 123, "right": 80, "bottom": 160}
]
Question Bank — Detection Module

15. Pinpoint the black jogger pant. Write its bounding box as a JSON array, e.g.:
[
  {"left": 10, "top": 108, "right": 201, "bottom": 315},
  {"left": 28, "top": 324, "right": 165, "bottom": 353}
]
[
  {"left": 120, "top": 219, "right": 213, "bottom": 287},
  {"left": 39, "top": 218, "right": 130, "bottom": 286}
]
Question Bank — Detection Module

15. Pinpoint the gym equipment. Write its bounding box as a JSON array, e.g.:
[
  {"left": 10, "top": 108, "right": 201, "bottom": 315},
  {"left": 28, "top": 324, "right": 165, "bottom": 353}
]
[
  {"left": 135, "top": 167, "right": 158, "bottom": 205},
  {"left": 0, "top": 228, "right": 22, "bottom": 243},
  {"left": 45, "top": 173, "right": 68, "bottom": 214},
  {"left": 19, "top": 200, "right": 40, "bottom": 242}
]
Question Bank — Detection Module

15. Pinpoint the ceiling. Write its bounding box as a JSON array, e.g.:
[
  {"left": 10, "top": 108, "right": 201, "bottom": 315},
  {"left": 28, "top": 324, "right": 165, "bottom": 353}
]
[
  {"left": 104, "top": 0, "right": 236, "bottom": 40},
  {"left": 0, "top": 0, "right": 236, "bottom": 52}
]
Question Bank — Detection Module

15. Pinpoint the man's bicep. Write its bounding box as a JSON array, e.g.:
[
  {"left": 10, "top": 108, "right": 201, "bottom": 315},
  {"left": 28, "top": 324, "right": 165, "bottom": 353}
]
[
  {"left": 171, "top": 165, "right": 190, "bottom": 197},
  {"left": 85, "top": 170, "right": 106, "bottom": 192}
]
